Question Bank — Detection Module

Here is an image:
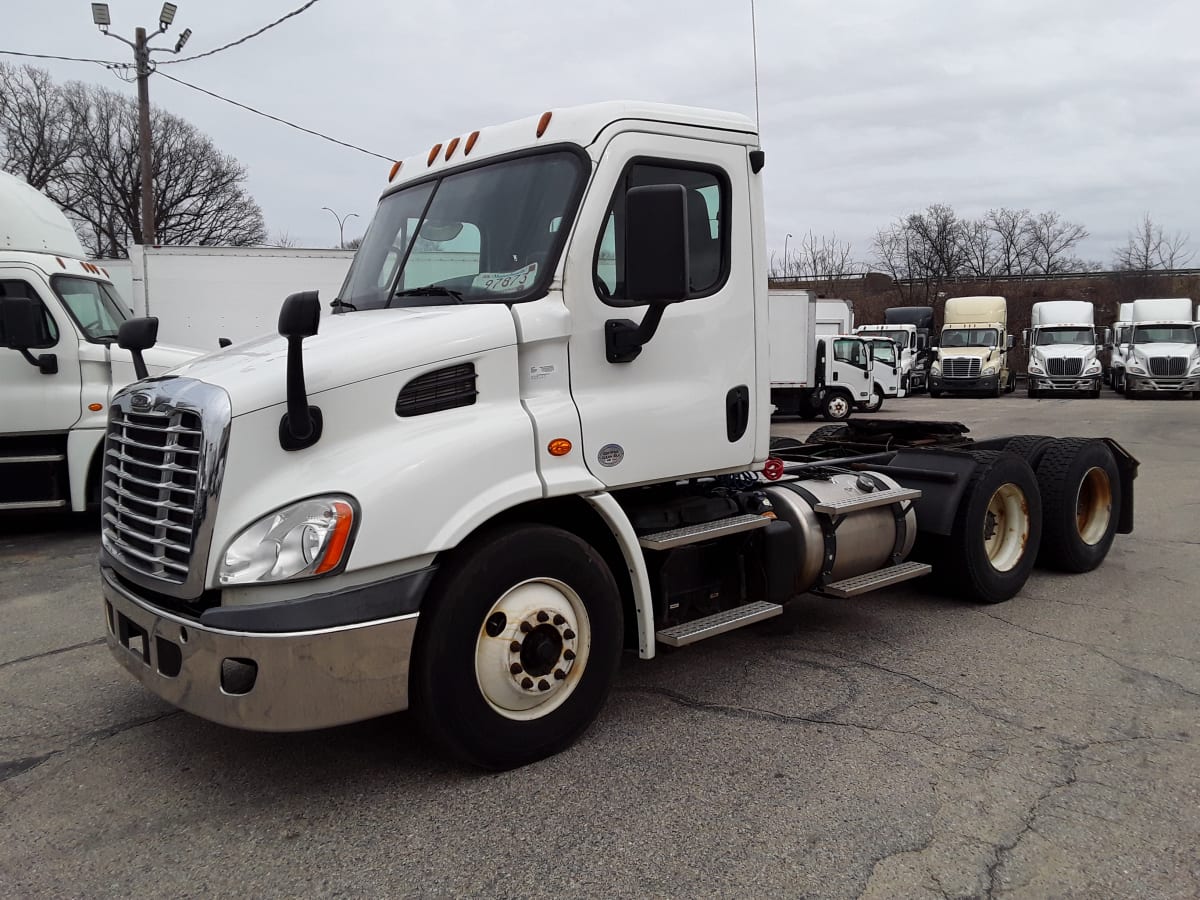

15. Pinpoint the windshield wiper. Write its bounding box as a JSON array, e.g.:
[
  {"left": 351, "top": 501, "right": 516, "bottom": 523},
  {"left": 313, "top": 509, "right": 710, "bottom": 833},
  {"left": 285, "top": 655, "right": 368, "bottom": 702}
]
[
  {"left": 330, "top": 299, "right": 357, "bottom": 312},
  {"left": 387, "top": 285, "right": 464, "bottom": 307}
]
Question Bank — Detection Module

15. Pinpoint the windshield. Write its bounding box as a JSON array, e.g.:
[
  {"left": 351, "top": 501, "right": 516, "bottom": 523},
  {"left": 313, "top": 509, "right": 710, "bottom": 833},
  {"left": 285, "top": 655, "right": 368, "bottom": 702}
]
[
  {"left": 869, "top": 340, "right": 896, "bottom": 364},
  {"left": 833, "top": 338, "right": 870, "bottom": 368},
  {"left": 865, "top": 328, "right": 908, "bottom": 348},
  {"left": 51, "top": 275, "right": 128, "bottom": 342},
  {"left": 338, "top": 150, "right": 585, "bottom": 310},
  {"left": 1035, "top": 327, "right": 1094, "bottom": 346},
  {"left": 1133, "top": 325, "right": 1197, "bottom": 344},
  {"left": 940, "top": 327, "right": 998, "bottom": 348}
]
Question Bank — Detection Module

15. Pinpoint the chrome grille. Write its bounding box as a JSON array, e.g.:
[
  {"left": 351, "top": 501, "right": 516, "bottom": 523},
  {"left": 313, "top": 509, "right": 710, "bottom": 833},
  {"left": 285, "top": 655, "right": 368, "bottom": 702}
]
[
  {"left": 1047, "top": 357, "right": 1083, "bottom": 377},
  {"left": 1149, "top": 357, "right": 1187, "bottom": 377},
  {"left": 942, "top": 357, "right": 981, "bottom": 378}
]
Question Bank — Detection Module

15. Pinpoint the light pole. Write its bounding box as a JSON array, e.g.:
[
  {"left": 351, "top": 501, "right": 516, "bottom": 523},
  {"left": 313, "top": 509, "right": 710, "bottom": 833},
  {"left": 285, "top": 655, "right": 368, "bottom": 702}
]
[
  {"left": 322, "top": 207, "right": 359, "bottom": 249},
  {"left": 783, "top": 233, "right": 793, "bottom": 277},
  {"left": 91, "top": 3, "right": 192, "bottom": 246}
]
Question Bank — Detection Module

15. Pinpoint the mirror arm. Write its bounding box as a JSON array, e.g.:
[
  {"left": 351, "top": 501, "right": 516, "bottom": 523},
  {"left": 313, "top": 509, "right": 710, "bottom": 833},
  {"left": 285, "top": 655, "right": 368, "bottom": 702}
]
[
  {"left": 605, "top": 304, "right": 667, "bottom": 364},
  {"left": 16, "top": 348, "right": 58, "bottom": 375}
]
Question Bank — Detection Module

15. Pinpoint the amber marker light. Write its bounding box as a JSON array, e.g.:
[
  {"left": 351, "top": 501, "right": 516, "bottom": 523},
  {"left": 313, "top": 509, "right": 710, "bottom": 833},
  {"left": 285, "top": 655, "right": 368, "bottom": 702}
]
[
  {"left": 427, "top": 143, "right": 443, "bottom": 166},
  {"left": 88, "top": 403, "right": 103, "bottom": 412},
  {"left": 464, "top": 130, "right": 480, "bottom": 155},
  {"left": 548, "top": 438, "right": 572, "bottom": 457},
  {"left": 444, "top": 137, "right": 460, "bottom": 160},
  {"left": 536, "top": 111, "right": 552, "bottom": 138},
  {"left": 313, "top": 501, "right": 356, "bottom": 575},
  {"left": 388, "top": 160, "right": 403, "bottom": 182}
]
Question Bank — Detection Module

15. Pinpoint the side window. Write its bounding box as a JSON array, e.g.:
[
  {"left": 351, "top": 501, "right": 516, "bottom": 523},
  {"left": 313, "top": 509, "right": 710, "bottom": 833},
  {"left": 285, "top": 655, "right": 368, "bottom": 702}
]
[
  {"left": 833, "top": 338, "right": 867, "bottom": 368},
  {"left": 593, "top": 160, "right": 728, "bottom": 301},
  {"left": 0, "top": 280, "right": 58, "bottom": 348}
]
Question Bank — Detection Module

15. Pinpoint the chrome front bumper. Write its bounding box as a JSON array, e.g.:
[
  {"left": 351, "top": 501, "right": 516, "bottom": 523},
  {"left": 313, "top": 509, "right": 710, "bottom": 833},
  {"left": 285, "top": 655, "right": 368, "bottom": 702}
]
[
  {"left": 1126, "top": 374, "right": 1200, "bottom": 392},
  {"left": 1030, "top": 375, "right": 1101, "bottom": 392},
  {"left": 103, "top": 568, "right": 418, "bottom": 731}
]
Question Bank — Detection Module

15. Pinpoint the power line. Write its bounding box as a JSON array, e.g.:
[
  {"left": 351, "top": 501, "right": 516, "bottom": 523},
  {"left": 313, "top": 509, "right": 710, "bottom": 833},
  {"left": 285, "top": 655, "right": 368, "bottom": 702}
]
[
  {"left": 0, "top": 49, "right": 120, "bottom": 66},
  {"left": 156, "top": 70, "right": 394, "bottom": 163},
  {"left": 159, "top": 0, "right": 322, "bottom": 65}
]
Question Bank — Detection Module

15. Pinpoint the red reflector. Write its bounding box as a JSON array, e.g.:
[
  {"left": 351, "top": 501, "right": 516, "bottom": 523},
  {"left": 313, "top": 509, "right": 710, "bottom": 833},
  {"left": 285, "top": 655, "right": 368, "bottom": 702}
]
[{"left": 763, "top": 458, "right": 785, "bottom": 481}]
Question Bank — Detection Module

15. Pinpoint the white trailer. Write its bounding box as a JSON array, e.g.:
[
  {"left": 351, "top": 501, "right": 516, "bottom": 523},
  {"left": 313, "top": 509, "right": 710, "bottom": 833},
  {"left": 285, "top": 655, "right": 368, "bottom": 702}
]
[
  {"left": 815, "top": 297, "right": 853, "bottom": 339},
  {"left": 1025, "top": 300, "right": 1103, "bottom": 398},
  {"left": 95, "top": 102, "right": 1139, "bottom": 770},
  {"left": 1124, "top": 298, "right": 1199, "bottom": 397},
  {"left": 0, "top": 172, "right": 200, "bottom": 513}
]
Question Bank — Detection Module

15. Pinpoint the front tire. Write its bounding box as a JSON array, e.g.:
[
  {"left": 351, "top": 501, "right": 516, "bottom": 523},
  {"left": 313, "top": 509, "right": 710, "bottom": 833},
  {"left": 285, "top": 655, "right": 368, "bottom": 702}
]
[
  {"left": 411, "top": 524, "right": 623, "bottom": 770},
  {"left": 822, "top": 390, "right": 853, "bottom": 421},
  {"left": 1034, "top": 439, "right": 1120, "bottom": 573},
  {"left": 861, "top": 386, "right": 885, "bottom": 413}
]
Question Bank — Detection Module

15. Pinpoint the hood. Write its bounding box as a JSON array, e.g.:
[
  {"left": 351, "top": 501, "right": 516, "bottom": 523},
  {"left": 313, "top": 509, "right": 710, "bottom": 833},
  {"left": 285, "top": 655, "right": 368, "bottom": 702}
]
[
  {"left": 938, "top": 347, "right": 994, "bottom": 358},
  {"left": 1131, "top": 343, "right": 1199, "bottom": 359},
  {"left": 1031, "top": 344, "right": 1095, "bottom": 360},
  {"left": 169, "top": 306, "right": 517, "bottom": 416},
  {"left": 143, "top": 342, "right": 205, "bottom": 374}
]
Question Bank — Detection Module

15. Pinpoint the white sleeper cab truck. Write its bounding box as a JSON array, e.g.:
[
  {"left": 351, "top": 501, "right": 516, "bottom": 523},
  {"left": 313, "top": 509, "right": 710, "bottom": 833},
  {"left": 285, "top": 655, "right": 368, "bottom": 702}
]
[
  {"left": 856, "top": 305, "right": 933, "bottom": 393},
  {"left": 0, "top": 172, "right": 199, "bottom": 513},
  {"left": 768, "top": 290, "right": 872, "bottom": 420},
  {"left": 1124, "top": 297, "right": 1200, "bottom": 398},
  {"left": 857, "top": 336, "right": 902, "bottom": 412},
  {"left": 97, "top": 103, "right": 1139, "bottom": 770},
  {"left": 1108, "top": 302, "right": 1134, "bottom": 392},
  {"left": 1025, "top": 300, "right": 1104, "bottom": 398},
  {"left": 929, "top": 296, "right": 1014, "bottom": 397}
]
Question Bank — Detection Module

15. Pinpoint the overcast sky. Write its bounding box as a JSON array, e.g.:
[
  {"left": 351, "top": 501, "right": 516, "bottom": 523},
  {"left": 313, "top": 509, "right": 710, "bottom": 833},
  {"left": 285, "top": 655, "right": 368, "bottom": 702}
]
[{"left": 10, "top": 0, "right": 1200, "bottom": 267}]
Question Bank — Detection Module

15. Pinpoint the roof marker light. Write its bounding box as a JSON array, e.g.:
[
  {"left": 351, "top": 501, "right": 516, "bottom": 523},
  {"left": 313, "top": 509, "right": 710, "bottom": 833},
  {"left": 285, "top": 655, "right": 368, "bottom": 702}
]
[
  {"left": 427, "top": 143, "right": 443, "bottom": 166},
  {"left": 464, "top": 130, "right": 480, "bottom": 155},
  {"left": 388, "top": 160, "right": 403, "bottom": 182},
  {"left": 444, "top": 137, "right": 460, "bottom": 161},
  {"left": 536, "top": 111, "right": 552, "bottom": 138},
  {"left": 55, "top": 257, "right": 65, "bottom": 268}
]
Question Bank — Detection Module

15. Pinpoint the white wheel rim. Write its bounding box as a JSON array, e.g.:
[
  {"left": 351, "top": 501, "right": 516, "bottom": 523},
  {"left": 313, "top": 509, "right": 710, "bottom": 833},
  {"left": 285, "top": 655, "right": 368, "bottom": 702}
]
[
  {"left": 1076, "top": 466, "right": 1112, "bottom": 545},
  {"left": 474, "top": 578, "right": 590, "bottom": 721},
  {"left": 982, "top": 483, "right": 1030, "bottom": 572},
  {"left": 828, "top": 397, "right": 849, "bottom": 418}
]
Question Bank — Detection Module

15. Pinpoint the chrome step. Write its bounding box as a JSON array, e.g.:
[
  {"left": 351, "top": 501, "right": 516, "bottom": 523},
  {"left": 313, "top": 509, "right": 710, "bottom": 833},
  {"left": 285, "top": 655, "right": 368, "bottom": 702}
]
[
  {"left": 639, "top": 513, "right": 770, "bottom": 550},
  {"left": 0, "top": 454, "right": 66, "bottom": 464},
  {"left": 817, "top": 561, "right": 932, "bottom": 598},
  {"left": 656, "top": 601, "right": 783, "bottom": 647},
  {"left": 813, "top": 487, "right": 922, "bottom": 515},
  {"left": 0, "top": 499, "right": 68, "bottom": 510}
]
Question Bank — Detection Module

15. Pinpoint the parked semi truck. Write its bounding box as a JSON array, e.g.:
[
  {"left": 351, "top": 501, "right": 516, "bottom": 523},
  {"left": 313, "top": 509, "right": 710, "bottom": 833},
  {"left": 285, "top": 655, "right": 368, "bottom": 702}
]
[
  {"left": 1024, "top": 300, "right": 1104, "bottom": 398},
  {"left": 1108, "top": 302, "right": 1134, "bottom": 392},
  {"left": 856, "top": 305, "right": 933, "bottom": 393},
  {"left": 769, "top": 290, "right": 873, "bottom": 420},
  {"left": 1124, "top": 297, "right": 1200, "bottom": 397},
  {"left": 0, "top": 172, "right": 199, "bottom": 512},
  {"left": 929, "top": 296, "right": 1014, "bottom": 397},
  {"left": 92, "top": 103, "right": 1137, "bottom": 769}
]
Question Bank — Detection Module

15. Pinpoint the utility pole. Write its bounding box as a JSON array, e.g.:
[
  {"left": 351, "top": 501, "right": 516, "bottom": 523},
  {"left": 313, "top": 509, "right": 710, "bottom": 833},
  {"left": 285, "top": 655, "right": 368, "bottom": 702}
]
[
  {"left": 91, "top": 3, "right": 192, "bottom": 247},
  {"left": 322, "top": 207, "right": 359, "bottom": 249}
]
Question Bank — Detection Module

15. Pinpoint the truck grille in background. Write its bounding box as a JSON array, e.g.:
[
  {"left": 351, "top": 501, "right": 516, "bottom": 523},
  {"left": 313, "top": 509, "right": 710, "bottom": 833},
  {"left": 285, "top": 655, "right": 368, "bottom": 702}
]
[
  {"left": 942, "top": 358, "right": 982, "bottom": 378},
  {"left": 1149, "top": 357, "right": 1187, "bottom": 377},
  {"left": 102, "top": 408, "right": 203, "bottom": 583},
  {"left": 395, "top": 363, "right": 478, "bottom": 417},
  {"left": 1047, "top": 357, "right": 1084, "bottom": 377}
]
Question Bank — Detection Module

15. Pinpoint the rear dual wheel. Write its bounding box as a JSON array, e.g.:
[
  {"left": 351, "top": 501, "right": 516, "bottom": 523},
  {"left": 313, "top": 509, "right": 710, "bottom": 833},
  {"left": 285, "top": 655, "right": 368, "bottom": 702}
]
[{"left": 1033, "top": 439, "right": 1120, "bottom": 572}]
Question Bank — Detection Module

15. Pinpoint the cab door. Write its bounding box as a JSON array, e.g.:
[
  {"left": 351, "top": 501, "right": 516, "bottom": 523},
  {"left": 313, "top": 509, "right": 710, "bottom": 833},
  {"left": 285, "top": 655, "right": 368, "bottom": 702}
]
[
  {"left": 0, "top": 271, "right": 83, "bottom": 433},
  {"left": 562, "top": 132, "right": 757, "bottom": 487}
]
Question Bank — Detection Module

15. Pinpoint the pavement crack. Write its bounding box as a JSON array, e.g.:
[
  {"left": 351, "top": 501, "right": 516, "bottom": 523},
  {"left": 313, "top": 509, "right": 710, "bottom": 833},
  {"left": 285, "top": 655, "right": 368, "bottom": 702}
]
[
  {"left": 0, "top": 753, "right": 56, "bottom": 784},
  {"left": 0, "top": 638, "right": 106, "bottom": 670}
]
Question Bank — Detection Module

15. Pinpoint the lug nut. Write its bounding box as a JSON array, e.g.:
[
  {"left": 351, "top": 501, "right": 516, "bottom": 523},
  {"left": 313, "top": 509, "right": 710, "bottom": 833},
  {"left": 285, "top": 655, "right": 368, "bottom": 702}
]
[
  {"left": 510, "top": 663, "right": 523, "bottom": 675},
  {"left": 553, "top": 614, "right": 566, "bottom": 626},
  {"left": 554, "top": 669, "right": 566, "bottom": 680},
  {"left": 521, "top": 677, "right": 534, "bottom": 689},
  {"left": 538, "top": 680, "right": 550, "bottom": 691},
  {"left": 520, "top": 622, "right": 532, "bottom": 633},
  {"left": 537, "top": 610, "right": 549, "bottom": 623},
  {"left": 510, "top": 641, "right": 522, "bottom": 653},
  {"left": 563, "top": 629, "right": 575, "bottom": 640},
  {"left": 564, "top": 649, "right": 576, "bottom": 661}
]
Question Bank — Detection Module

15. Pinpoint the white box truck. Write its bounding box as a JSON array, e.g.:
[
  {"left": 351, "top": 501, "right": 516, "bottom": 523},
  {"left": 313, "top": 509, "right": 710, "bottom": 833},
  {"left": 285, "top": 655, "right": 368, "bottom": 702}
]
[
  {"left": 1108, "top": 302, "right": 1135, "bottom": 392},
  {"left": 1024, "top": 300, "right": 1104, "bottom": 398},
  {"left": 856, "top": 305, "right": 934, "bottom": 393},
  {"left": 95, "top": 102, "right": 1138, "bottom": 769},
  {"left": 929, "top": 296, "right": 1014, "bottom": 397},
  {"left": 815, "top": 297, "right": 853, "bottom": 340},
  {"left": 1124, "top": 298, "right": 1200, "bottom": 397},
  {"left": 0, "top": 172, "right": 200, "bottom": 512}
]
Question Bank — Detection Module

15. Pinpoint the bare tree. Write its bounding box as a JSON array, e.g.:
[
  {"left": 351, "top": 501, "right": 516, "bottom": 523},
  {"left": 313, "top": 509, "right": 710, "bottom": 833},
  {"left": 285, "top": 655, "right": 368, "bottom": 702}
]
[
  {"left": 1114, "top": 213, "right": 1194, "bottom": 271},
  {"left": 770, "top": 231, "right": 858, "bottom": 283},
  {"left": 1, "top": 64, "right": 266, "bottom": 258},
  {"left": 268, "top": 230, "right": 299, "bottom": 248},
  {"left": 985, "top": 208, "right": 1035, "bottom": 275},
  {"left": 959, "top": 218, "right": 998, "bottom": 276},
  {"left": 1026, "top": 210, "right": 1089, "bottom": 273}
]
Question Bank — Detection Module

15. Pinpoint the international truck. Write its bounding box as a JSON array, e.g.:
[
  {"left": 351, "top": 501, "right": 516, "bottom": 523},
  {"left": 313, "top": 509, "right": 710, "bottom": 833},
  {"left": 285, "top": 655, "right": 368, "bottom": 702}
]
[
  {"left": 856, "top": 305, "right": 934, "bottom": 393},
  {"left": 86, "top": 102, "right": 1137, "bottom": 770},
  {"left": 0, "top": 172, "right": 199, "bottom": 513},
  {"left": 929, "top": 296, "right": 1014, "bottom": 397},
  {"left": 769, "top": 290, "right": 873, "bottom": 420},
  {"left": 1024, "top": 300, "right": 1104, "bottom": 398},
  {"left": 1123, "top": 297, "right": 1200, "bottom": 398},
  {"left": 1108, "top": 302, "right": 1134, "bottom": 392}
]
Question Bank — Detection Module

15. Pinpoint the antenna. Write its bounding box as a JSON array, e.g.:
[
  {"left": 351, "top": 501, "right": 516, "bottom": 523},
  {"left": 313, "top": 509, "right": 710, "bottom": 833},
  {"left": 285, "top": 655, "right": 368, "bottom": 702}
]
[{"left": 750, "top": 0, "right": 761, "bottom": 129}]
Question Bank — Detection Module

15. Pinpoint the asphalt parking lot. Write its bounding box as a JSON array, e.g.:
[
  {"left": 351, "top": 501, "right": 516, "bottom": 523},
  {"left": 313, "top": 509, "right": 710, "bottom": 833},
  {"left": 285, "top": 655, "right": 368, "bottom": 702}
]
[{"left": 2, "top": 391, "right": 1198, "bottom": 898}]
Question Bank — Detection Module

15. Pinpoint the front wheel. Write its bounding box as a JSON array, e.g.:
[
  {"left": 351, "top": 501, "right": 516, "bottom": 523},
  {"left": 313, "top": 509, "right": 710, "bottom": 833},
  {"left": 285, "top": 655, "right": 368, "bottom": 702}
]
[
  {"left": 822, "top": 390, "right": 853, "bottom": 421},
  {"left": 861, "top": 386, "right": 885, "bottom": 413},
  {"left": 929, "top": 388, "right": 942, "bottom": 398},
  {"left": 411, "top": 524, "right": 623, "bottom": 770}
]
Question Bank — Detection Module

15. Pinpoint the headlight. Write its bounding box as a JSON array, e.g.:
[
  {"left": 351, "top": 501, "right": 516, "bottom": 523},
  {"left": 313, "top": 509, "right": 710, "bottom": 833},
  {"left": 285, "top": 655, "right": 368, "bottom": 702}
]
[
  {"left": 982, "top": 366, "right": 996, "bottom": 376},
  {"left": 1127, "top": 362, "right": 1146, "bottom": 375},
  {"left": 219, "top": 495, "right": 358, "bottom": 586},
  {"left": 1028, "top": 362, "right": 1044, "bottom": 375},
  {"left": 930, "top": 363, "right": 940, "bottom": 375},
  {"left": 1084, "top": 360, "right": 1101, "bottom": 375}
]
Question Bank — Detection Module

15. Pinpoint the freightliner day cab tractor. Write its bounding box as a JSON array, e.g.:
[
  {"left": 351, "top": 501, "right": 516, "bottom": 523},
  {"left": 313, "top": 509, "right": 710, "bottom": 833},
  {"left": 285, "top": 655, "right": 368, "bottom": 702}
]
[
  {"left": 1024, "top": 300, "right": 1105, "bottom": 398},
  {"left": 855, "top": 305, "right": 934, "bottom": 393},
  {"left": 1123, "top": 297, "right": 1200, "bottom": 398},
  {"left": 96, "top": 103, "right": 1138, "bottom": 769},
  {"left": 0, "top": 172, "right": 199, "bottom": 513},
  {"left": 1108, "top": 302, "right": 1134, "bottom": 392},
  {"left": 929, "top": 296, "right": 1015, "bottom": 397}
]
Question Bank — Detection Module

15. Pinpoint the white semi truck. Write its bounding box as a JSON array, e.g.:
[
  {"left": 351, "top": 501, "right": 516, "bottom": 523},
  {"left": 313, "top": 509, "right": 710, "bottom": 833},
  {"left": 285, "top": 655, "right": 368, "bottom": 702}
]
[
  {"left": 93, "top": 103, "right": 1138, "bottom": 769},
  {"left": 769, "top": 289, "right": 873, "bottom": 420},
  {"left": 1024, "top": 300, "right": 1104, "bottom": 398},
  {"left": 1123, "top": 297, "right": 1200, "bottom": 397},
  {"left": 929, "top": 296, "right": 1014, "bottom": 397},
  {"left": 1108, "top": 302, "right": 1135, "bottom": 392},
  {"left": 855, "top": 305, "right": 934, "bottom": 393},
  {"left": 0, "top": 172, "right": 199, "bottom": 513}
]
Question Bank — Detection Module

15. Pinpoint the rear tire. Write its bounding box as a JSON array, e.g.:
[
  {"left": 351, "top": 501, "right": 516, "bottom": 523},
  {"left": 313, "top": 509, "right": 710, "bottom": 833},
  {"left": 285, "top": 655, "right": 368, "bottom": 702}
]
[
  {"left": 805, "top": 423, "right": 851, "bottom": 444},
  {"left": 1002, "top": 434, "right": 1056, "bottom": 469},
  {"left": 1034, "top": 439, "right": 1120, "bottom": 573},
  {"left": 411, "top": 524, "right": 623, "bottom": 770}
]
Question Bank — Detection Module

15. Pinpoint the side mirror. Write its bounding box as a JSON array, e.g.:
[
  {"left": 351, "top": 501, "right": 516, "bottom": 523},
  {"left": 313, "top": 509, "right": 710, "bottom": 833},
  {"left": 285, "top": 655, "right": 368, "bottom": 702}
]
[
  {"left": 1006, "top": 334, "right": 1015, "bottom": 350},
  {"left": 3, "top": 297, "right": 58, "bottom": 375},
  {"left": 117, "top": 316, "right": 159, "bottom": 380},
  {"left": 605, "top": 184, "right": 690, "bottom": 363},
  {"left": 277, "top": 291, "right": 322, "bottom": 451},
  {"left": 1021, "top": 329, "right": 1030, "bottom": 347}
]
